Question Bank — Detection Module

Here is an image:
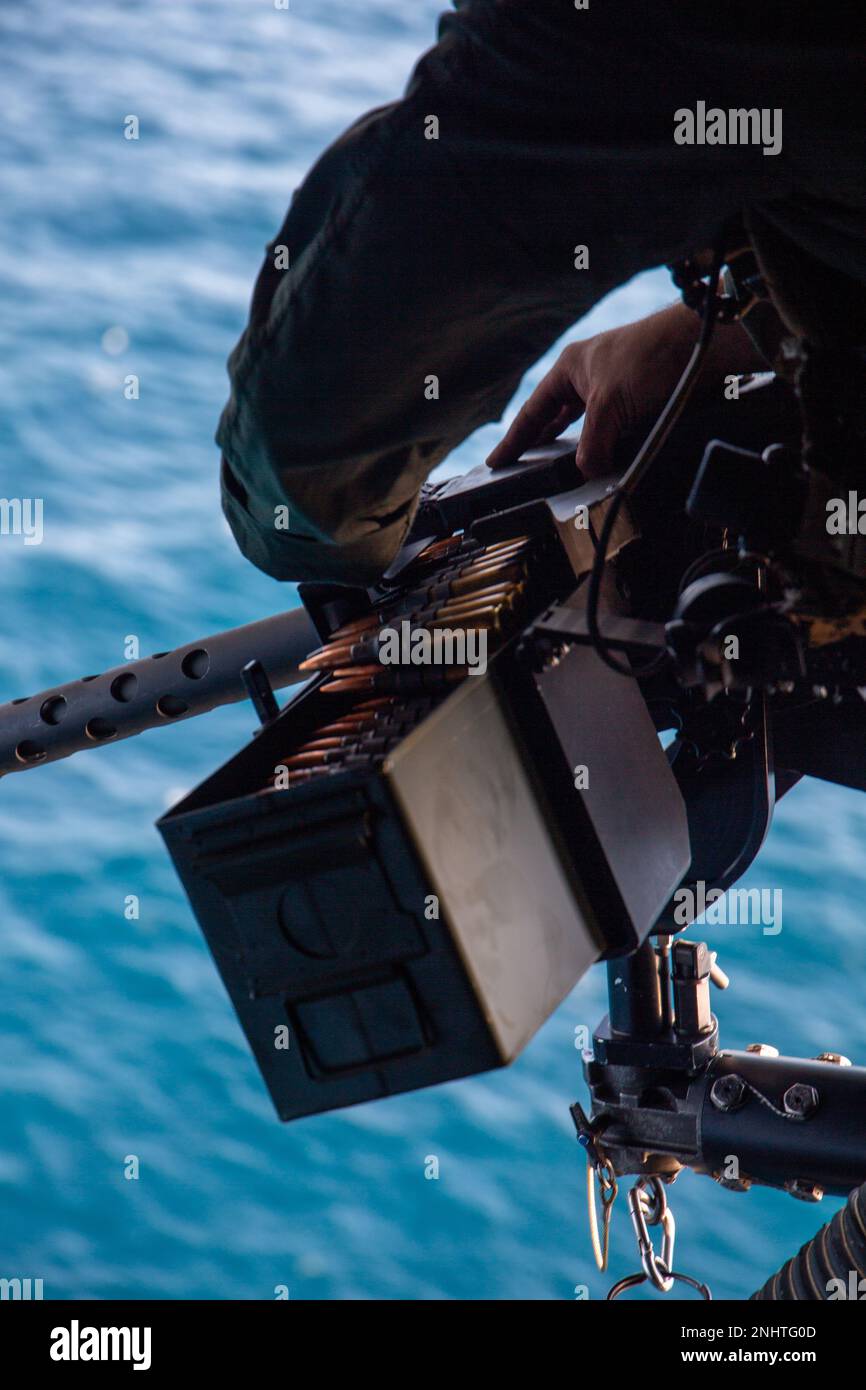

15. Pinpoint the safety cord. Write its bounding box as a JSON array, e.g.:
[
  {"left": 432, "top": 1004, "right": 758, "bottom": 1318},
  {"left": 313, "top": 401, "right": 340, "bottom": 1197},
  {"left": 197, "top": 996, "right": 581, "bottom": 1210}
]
[{"left": 585, "top": 242, "right": 727, "bottom": 677}]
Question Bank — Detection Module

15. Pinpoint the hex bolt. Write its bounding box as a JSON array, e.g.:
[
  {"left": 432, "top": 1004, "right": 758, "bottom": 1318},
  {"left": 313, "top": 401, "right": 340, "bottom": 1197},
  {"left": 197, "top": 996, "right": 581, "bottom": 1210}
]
[
  {"left": 783, "top": 1083, "right": 819, "bottom": 1118},
  {"left": 814, "top": 1052, "right": 852, "bottom": 1066},
  {"left": 710, "top": 1073, "right": 747, "bottom": 1112},
  {"left": 746, "top": 1042, "right": 779, "bottom": 1057}
]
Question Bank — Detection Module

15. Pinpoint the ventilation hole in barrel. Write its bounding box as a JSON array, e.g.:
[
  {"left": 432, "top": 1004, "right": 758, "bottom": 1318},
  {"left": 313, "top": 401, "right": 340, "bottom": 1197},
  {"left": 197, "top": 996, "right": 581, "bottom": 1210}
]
[
  {"left": 151, "top": 652, "right": 168, "bottom": 660},
  {"left": 156, "top": 695, "right": 188, "bottom": 718},
  {"left": 110, "top": 672, "right": 138, "bottom": 703},
  {"left": 40, "top": 696, "right": 67, "bottom": 725},
  {"left": 11, "top": 697, "right": 29, "bottom": 705},
  {"left": 15, "top": 741, "right": 46, "bottom": 763},
  {"left": 85, "top": 718, "right": 117, "bottom": 741},
  {"left": 180, "top": 647, "right": 209, "bottom": 680},
  {"left": 81, "top": 675, "right": 98, "bottom": 682}
]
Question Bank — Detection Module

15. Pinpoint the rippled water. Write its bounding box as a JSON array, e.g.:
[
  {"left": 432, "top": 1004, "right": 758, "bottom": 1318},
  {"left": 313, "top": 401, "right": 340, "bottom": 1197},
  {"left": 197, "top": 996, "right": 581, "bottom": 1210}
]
[{"left": 1, "top": 0, "right": 863, "bottom": 1300}]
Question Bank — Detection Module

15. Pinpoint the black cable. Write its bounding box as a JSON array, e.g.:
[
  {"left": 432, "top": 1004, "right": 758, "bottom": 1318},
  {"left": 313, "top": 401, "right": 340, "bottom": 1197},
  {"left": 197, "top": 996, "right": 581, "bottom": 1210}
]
[{"left": 586, "top": 243, "right": 727, "bottom": 677}]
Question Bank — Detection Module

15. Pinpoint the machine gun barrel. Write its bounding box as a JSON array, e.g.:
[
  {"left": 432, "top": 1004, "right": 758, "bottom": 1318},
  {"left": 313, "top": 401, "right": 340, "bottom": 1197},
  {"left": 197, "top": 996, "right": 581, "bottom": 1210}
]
[
  {"left": 0, "top": 445, "right": 622, "bottom": 781},
  {"left": 0, "top": 606, "right": 319, "bottom": 776}
]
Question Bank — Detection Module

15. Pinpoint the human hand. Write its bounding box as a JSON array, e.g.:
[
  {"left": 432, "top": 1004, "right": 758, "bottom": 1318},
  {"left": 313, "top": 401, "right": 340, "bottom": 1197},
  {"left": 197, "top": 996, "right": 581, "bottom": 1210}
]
[{"left": 486, "top": 302, "right": 764, "bottom": 478}]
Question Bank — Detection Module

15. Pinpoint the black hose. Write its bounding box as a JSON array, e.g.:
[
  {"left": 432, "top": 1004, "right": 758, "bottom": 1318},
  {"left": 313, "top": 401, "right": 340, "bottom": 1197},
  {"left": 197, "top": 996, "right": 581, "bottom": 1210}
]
[{"left": 751, "top": 1182, "right": 866, "bottom": 1300}]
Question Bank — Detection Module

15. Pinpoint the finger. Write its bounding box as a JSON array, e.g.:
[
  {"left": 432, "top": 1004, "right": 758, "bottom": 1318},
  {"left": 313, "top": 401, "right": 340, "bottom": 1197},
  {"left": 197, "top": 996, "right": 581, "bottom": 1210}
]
[
  {"left": 536, "top": 403, "right": 575, "bottom": 444},
  {"left": 574, "top": 401, "right": 623, "bottom": 479},
  {"left": 486, "top": 376, "right": 581, "bottom": 470},
  {"left": 486, "top": 362, "right": 584, "bottom": 470}
]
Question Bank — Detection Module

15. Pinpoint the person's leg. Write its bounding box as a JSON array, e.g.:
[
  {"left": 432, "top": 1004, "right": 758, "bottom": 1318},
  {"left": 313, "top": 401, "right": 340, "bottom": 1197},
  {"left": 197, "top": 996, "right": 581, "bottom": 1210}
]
[{"left": 217, "top": 1, "right": 861, "bottom": 585}]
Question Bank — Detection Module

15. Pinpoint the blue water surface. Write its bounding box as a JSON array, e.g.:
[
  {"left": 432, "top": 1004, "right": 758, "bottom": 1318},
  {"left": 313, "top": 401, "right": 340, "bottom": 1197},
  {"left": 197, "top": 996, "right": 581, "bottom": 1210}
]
[{"left": 1, "top": 0, "right": 864, "bottom": 1300}]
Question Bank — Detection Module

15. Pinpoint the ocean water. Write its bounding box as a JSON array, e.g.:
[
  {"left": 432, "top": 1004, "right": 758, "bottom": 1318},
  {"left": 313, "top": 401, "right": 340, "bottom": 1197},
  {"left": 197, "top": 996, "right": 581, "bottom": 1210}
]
[{"left": 1, "top": 0, "right": 864, "bottom": 1301}]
